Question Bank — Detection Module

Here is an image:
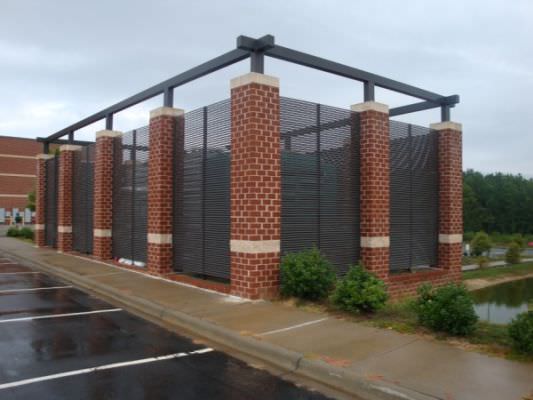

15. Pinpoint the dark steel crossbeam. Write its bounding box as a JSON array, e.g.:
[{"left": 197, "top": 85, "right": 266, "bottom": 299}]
[
  {"left": 43, "top": 48, "right": 250, "bottom": 143},
  {"left": 265, "top": 44, "right": 456, "bottom": 104},
  {"left": 42, "top": 34, "right": 460, "bottom": 145},
  {"left": 389, "top": 95, "right": 459, "bottom": 117}
]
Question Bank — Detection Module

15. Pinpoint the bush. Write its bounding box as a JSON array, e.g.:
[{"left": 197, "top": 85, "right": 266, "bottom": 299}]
[
  {"left": 280, "top": 248, "right": 336, "bottom": 301},
  {"left": 505, "top": 243, "right": 522, "bottom": 265},
  {"left": 414, "top": 283, "right": 478, "bottom": 336},
  {"left": 6, "top": 227, "right": 19, "bottom": 237},
  {"left": 508, "top": 311, "right": 533, "bottom": 355},
  {"left": 476, "top": 256, "right": 490, "bottom": 268},
  {"left": 463, "top": 231, "right": 475, "bottom": 243},
  {"left": 330, "top": 264, "right": 388, "bottom": 313},
  {"left": 510, "top": 234, "right": 526, "bottom": 249},
  {"left": 19, "top": 227, "right": 34, "bottom": 240},
  {"left": 471, "top": 231, "right": 492, "bottom": 256}
]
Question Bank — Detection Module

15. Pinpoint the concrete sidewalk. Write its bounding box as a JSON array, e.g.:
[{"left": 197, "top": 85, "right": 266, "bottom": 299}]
[{"left": 2, "top": 237, "right": 532, "bottom": 400}]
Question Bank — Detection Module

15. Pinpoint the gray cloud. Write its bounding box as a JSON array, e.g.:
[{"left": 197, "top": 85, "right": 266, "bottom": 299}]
[{"left": 1, "top": 0, "right": 532, "bottom": 175}]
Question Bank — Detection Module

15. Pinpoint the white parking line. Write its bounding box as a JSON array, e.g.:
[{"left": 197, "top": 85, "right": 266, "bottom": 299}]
[
  {"left": 0, "top": 272, "right": 40, "bottom": 275},
  {"left": 258, "top": 318, "right": 329, "bottom": 336},
  {"left": 0, "top": 308, "right": 122, "bottom": 324},
  {"left": 0, "top": 348, "right": 213, "bottom": 389},
  {"left": 0, "top": 262, "right": 18, "bottom": 265},
  {"left": 0, "top": 286, "right": 73, "bottom": 294}
]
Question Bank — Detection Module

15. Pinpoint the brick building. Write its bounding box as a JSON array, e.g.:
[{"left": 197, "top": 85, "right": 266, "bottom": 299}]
[{"left": 0, "top": 136, "right": 42, "bottom": 214}]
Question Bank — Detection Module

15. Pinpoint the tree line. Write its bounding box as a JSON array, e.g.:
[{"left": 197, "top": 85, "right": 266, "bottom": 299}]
[{"left": 463, "top": 169, "right": 533, "bottom": 235}]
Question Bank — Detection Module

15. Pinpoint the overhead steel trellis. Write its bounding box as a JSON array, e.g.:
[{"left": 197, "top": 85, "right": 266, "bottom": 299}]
[{"left": 38, "top": 35, "right": 459, "bottom": 151}]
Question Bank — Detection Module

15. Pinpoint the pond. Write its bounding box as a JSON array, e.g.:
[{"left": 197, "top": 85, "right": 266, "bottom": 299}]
[{"left": 472, "top": 277, "right": 533, "bottom": 324}]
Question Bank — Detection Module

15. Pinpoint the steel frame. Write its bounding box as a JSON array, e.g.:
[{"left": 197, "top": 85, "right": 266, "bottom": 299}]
[{"left": 39, "top": 34, "right": 459, "bottom": 151}]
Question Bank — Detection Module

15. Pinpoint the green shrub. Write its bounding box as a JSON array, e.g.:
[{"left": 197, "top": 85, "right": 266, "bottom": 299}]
[
  {"left": 414, "top": 283, "right": 478, "bottom": 336},
  {"left": 280, "top": 248, "right": 336, "bottom": 301},
  {"left": 510, "top": 234, "right": 526, "bottom": 249},
  {"left": 508, "top": 311, "right": 533, "bottom": 355},
  {"left": 471, "top": 231, "right": 492, "bottom": 256},
  {"left": 6, "top": 227, "right": 20, "bottom": 237},
  {"left": 19, "top": 227, "right": 34, "bottom": 240},
  {"left": 330, "top": 264, "right": 388, "bottom": 313},
  {"left": 476, "top": 256, "right": 490, "bottom": 269},
  {"left": 505, "top": 243, "right": 522, "bottom": 265},
  {"left": 463, "top": 231, "right": 475, "bottom": 243}
]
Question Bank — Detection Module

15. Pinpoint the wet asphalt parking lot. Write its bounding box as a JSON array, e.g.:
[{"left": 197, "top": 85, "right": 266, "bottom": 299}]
[{"left": 0, "top": 255, "right": 334, "bottom": 400}]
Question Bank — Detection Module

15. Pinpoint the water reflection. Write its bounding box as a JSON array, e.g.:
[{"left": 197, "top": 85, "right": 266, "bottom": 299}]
[{"left": 472, "top": 278, "right": 533, "bottom": 324}]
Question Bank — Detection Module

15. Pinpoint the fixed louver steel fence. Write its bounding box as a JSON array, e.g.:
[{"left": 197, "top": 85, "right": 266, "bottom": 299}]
[
  {"left": 173, "top": 99, "right": 231, "bottom": 280},
  {"left": 112, "top": 127, "right": 149, "bottom": 265},
  {"left": 72, "top": 144, "right": 95, "bottom": 254},
  {"left": 390, "top": 121, "right": 439, "bottom": 272},
  {"left": 280, "top": 97, "right": 360, "bottom": 275},
  {"left": 45, "top": 156, "right": 59, "bottom": 247}
]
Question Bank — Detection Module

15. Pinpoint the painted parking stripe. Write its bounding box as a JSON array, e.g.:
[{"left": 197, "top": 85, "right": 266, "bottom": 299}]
[
  {"left": 0, "top": 286, "right": 73, "bottom": 294},
  {"left": 0, "top": 308, "right": 122, "bottom": 324},
  {"left": 0, "top": 348, "right": 213, "bottom": 389},
  {"left": 258, "top": 318, "right": 328, "bottom": 336},
  {"left": 0, "top": 272, "right": 40, "bottom": 276}
]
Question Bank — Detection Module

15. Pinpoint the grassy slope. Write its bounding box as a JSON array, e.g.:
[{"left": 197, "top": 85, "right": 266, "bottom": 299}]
[{"left": 462, "top": 262, "right": 533, "bottom": 281}]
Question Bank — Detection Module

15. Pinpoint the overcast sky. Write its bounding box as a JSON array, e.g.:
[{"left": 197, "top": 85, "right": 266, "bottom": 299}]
[{"left": 1, "top": 0, "right": 532, "bottom": 176}]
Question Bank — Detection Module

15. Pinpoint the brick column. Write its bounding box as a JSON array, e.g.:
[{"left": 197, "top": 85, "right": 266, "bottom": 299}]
[
  {"left": 93, "top": 130, "right": 121, "bottom": 260},
  {"left": 147, "top": 107, "right": 184, "bottom": 275},
  {"left": 351, "top": 102, "right": 390, "bottom": 281},
  {"left": 35, "top": 154, "right": 54, "bottom": 247},
  {"left": 57, "top": 145, "right": 81, "bottom": 253},
  {"left": 431, "top": 121, "right": 463, "bottom": 279},
  {"left": 230, "top": 73, "right": 281, "bottom": 299}
]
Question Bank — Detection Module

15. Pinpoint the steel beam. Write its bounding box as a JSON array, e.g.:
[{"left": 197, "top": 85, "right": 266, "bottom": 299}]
[{"left": 45, "top": 48, "right": 250, "bottom": 143}]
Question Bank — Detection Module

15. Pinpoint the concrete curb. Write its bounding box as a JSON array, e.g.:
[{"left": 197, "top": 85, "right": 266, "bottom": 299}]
[{"left": 3, "top": 248, "right": 435, "bottom": 400}]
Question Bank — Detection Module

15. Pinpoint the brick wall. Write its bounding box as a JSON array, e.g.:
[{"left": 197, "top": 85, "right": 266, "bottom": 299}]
[
  {"left": 230, "top": 73, "right": 281, "bottom": 299},
  {"left": 147, "top": 107, "right": 183, "bottom": 275},
  {"left": 35, "top": 155, "right": 51, "bottom": 247},
  {"left": 0, "top": 136, "right": 46, "bottom": 211},
  {"left": 57, "top": 146, "right": 80, "bottom": 252},
  {"left": 352, "top": 102, "right": 390, "bottom": 282},
  {"left": 93, "top": 131, "right": 120, "bottom": 259}
]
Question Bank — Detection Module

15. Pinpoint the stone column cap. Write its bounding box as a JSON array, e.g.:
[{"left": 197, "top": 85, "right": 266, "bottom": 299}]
[
  {"left": 430, "top": 121, "right": 462, "bottom": 131},
  {"left": 351, "top": 101, "right": 389, "bottom": 114},
  {"left": 96, "top": 130, "right": 123, "bottom": 139},
  {"left": 59, "top": 144, "right": 83, "bottom": 152},
  {"left": 230, "top": 72, "right": 279, "bottom": 89},
  {"left": 36, "top": 154, "right": 55, "bottom": 160},
  {"left": 150, "top": 107, "right": 184, "bottom": 119}
]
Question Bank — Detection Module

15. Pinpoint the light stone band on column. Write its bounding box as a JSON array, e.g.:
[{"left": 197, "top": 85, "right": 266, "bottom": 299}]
[
  {"left": 230, "top": 239, "right": 280, "bottom": 254},
  {"left": 94, "top": 229, "right": 112, "bottom": 238},
  {"left": 59, "top": 144, "right": 82, "bottom": 152},
  {"left": 147, "top": 233, "right": 173, "bottom": 245},
  {"left": 96, "top": 130, "right": 122, "bottom": 139},
  {"left": 230, "top": 72, "right": 279, "bottom": 89},
  {"left": 361, "top": 236, "right": 390, "bottom": 248},
  {"left": 351, "top": 102, "right": 389, "bottom": 114},
  {"left": 36, "top": 154, "right": 55, "bottom": 160},
  {"left": 58, "top": 225, "right": 72, "bottom": 233},
  {"left": 438, "top": 234, "right": 462, "bottom": 244},
  {"left": 34, "top": 224, "right": 45, "bottom": 230},
  {"left": 430, "top": 121, "right": 462, "bottom": 131},
  {"left": 149, "top": 107, "right": 184, "bottom": 119}
]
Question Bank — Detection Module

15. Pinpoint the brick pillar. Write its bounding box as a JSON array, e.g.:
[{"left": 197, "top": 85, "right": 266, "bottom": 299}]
[
  {"left": 93, "top": 130, "right": 121, "bottom": 260},
  {"left": 230, "top": 73, "right": 281, "bottom": 299},
  {"left": 147, "top": 107, "right": 184, "bottom": 275},
  {"left": 35, "top": 154, "right": 54, "bottom": 247},
  {"left": 351, "top": 102, "right": 390, "bottom": 282},
  {"left": 57, "top": 145, "right": 81, "bottom": 253},
  {"left": 431, "top": 121, "right": 463, "bottom": 279}
]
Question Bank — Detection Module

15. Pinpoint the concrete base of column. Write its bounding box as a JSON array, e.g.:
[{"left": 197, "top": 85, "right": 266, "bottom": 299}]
[{"left": 147, "top": 241, "right": 173, "bottom": 275}]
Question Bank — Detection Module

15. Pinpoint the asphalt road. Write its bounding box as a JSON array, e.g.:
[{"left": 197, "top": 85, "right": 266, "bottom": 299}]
[{"left": 0, "top": 255, "right": 334, "bottom": 400}]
